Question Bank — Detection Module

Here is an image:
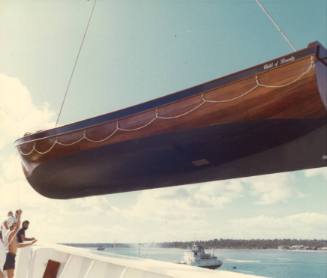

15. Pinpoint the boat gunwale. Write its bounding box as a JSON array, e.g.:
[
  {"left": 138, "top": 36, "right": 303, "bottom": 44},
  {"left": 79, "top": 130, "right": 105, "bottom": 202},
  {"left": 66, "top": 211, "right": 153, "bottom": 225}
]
[{"left": 15, "top": 42, "right": 325, "bottom": 146}]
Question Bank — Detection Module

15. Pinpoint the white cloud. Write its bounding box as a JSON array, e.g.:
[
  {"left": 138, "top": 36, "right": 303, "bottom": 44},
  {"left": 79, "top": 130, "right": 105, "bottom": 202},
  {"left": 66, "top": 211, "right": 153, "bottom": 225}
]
[
  {"left": 109, "top": 180, "right": 246, "bottom": 242},
  {"left": 0, "top": 74, "right": 54, "bottom": 150},
  {"left": 192, "top": 180, "right": 244, "bottom": 208},
  {"left": 124, "top": 180, "right": 244, "bottom": 221},
  {"left": 303, "top": 167, "right": 327, "bottom": 181},
  {"left": 0, "top": 73, "right": 54, "bottom": 214},
  {"left": 244, "top": 172, "right": 301, "bottom": 205},
  {"left": 230, "top": 212, "right": 327, "bottom": 239}
]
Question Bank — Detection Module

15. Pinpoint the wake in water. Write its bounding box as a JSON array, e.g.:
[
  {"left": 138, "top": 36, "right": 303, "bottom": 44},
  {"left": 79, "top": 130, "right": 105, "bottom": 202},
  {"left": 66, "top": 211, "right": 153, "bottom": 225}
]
[{"left": 225, "top": 259, "right": 261, "bottom": 264}]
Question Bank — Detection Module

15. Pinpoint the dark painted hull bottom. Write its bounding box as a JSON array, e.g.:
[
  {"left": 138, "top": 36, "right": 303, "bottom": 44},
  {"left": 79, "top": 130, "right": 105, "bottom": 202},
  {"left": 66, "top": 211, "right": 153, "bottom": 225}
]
[
  {"left": 200, "top": 265, "right": 222, "bottom": 270},
  {"left": 29, "top": 118, "right": 327, "bottom": 199},
  {"left": 179, "top": 262, "right": 222, "bottom": 269}
]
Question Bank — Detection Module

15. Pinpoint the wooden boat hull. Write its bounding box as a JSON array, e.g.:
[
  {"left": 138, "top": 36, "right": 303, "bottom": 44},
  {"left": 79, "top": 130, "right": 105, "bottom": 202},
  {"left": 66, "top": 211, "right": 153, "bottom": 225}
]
[{"left": 16, "top": 42, "right": 327, "bottom": 199}]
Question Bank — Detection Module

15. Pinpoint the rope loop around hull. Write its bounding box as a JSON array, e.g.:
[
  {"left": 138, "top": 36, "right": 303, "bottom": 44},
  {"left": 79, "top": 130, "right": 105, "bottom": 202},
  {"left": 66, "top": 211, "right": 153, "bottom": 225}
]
[{"left": 18, "top": 58, "right": 315, "bottom": 156}]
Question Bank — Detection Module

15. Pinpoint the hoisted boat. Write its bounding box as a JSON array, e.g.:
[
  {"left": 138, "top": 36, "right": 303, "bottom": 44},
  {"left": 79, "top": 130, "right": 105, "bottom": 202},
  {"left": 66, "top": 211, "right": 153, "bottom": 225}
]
[{"left": 16, "top": 41, "right": 327, "bottom": 199}]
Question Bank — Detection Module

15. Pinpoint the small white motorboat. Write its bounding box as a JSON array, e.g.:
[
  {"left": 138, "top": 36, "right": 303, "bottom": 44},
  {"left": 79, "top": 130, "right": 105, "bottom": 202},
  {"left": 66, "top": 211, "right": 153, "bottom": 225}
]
[{"left": 180, "top": 244, "right": 223, "bottom": 269}]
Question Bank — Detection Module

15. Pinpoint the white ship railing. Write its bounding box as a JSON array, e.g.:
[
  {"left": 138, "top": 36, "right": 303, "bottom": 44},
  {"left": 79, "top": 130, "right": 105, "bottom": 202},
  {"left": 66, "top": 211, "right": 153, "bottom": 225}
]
[{"left": 14, "top": 244, "right": 265, "bottom": 278}]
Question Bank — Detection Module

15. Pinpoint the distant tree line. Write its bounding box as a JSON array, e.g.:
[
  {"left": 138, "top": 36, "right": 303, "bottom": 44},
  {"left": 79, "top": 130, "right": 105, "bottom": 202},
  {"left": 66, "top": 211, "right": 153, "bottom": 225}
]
[
  {"left": 63, "top": 239, "right": 327, "bottom": 250},
  {"left": 159, "top": 239, "right": 327, "bottom": 249}
]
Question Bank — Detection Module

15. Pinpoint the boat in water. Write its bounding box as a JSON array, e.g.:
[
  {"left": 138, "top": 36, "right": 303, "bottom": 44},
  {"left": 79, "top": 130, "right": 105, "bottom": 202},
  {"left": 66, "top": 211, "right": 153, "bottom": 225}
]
[
  {"left": 96, "top": 245, "right": 105, "bottom": 251},
  {"left": 180, "top": 244, "right": 223, "bottom": 269},
  {"left": 15, "top": 41, "right": 327, "bottom": 199}
]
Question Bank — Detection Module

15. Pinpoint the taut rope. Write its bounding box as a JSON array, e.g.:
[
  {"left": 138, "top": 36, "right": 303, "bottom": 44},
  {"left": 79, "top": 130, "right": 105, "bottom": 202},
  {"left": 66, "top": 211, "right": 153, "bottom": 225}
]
[
  {"left": 55, "top": 0, "right": 98, "bottom": 127},
  {"left": 255, "top": 0, "right": 296, "bottom": 52}
]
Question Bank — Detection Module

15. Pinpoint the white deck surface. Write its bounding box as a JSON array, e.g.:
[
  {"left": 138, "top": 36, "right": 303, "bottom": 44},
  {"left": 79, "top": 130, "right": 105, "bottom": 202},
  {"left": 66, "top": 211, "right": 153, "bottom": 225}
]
[{"left": 14, "top": 244, "right": 265, "bottom": 278}]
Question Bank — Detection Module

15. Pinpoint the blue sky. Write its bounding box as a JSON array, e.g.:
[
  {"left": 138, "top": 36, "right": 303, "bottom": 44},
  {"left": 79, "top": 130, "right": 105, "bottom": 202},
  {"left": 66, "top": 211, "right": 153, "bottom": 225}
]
[{"left": 0, "top": 0, "right": 326, "bottom": 243}]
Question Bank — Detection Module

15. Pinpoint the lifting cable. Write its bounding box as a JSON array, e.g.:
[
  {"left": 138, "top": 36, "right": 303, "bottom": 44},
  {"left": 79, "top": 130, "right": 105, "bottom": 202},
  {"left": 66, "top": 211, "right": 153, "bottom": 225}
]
[
  {"left": 255, "top": 0, "right": 296, "bottom": 52},
  {"left": 55, "top": 0, "right": 98, "bottom": 127}
]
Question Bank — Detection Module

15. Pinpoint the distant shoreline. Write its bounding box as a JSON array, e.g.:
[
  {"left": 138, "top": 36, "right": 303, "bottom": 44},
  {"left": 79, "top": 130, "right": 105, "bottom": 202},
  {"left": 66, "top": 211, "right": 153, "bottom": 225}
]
[{"left": 63, "top": 238, "right": 327, "bottom": 251}]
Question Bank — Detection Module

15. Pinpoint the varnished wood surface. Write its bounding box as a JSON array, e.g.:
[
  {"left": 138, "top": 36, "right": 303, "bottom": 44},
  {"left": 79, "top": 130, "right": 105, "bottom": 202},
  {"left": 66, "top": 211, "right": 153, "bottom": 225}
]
[{"left": 17, "top": 42, "right": 322, "bottom": 144}]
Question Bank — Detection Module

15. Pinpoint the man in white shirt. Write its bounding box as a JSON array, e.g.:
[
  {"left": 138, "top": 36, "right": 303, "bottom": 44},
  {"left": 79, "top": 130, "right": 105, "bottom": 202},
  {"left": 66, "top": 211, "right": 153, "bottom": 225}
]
[{"left": 0, "top": 212, "right": 14, "bottom": 238}]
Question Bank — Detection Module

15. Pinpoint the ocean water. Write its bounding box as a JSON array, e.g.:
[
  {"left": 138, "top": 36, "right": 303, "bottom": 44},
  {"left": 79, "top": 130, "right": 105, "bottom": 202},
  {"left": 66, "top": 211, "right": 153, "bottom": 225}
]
[{"left": 91, "top": 247, "right": 327, "bottom": 278}]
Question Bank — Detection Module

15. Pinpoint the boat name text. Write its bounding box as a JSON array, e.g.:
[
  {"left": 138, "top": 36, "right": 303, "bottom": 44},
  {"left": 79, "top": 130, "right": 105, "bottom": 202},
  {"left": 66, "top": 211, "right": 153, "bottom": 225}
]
[{"left": 263, "top": 56, "right": 295, "bottom": 70}]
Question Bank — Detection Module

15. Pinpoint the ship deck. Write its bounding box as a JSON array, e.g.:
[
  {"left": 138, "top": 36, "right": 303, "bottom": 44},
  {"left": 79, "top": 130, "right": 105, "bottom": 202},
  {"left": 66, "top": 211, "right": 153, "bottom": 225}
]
[{"left": 15, "top": 244, "right": 265, "bottom": 278}]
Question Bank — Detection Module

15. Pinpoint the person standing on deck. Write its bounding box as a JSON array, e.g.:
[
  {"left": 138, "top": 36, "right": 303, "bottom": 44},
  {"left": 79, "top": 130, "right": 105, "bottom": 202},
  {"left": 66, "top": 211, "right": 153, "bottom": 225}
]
[
  {"left": 16, "top": 220, "right": 35, "bottom": 243},
  {"left": 3, "top": 210, "right": 37, "bottom": 278}
]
